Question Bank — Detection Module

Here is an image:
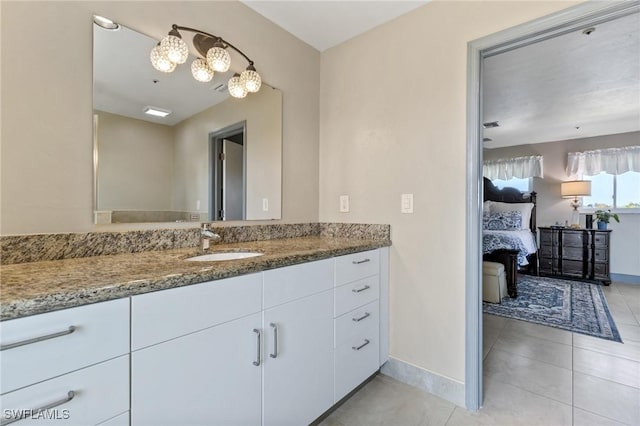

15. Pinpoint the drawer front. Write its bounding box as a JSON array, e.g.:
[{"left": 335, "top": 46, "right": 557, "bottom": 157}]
[
  {"left": 593, "top": 233, "right": 609, "bottom": 247},
  {"left": 335, "top": 275, "right": 379, "bottom": 318},
  {"left": 562, "top": 260, "right": 585, "bottom": 277},
  {"left": 0, "top": 299, "right": 129, "bottom": 394},
  {"left": 263, "top": 258, "right": 334, "bottom": 309},
  {"left": 594, "top": 262, "right": 610, "bottom": 278},
  {"left": 335, "top": 301, "right": 379, "bottom": 349},
  {"left": 0, "top": 355, "right": 129, "bottom": 426},
  {"left": 131, "top": 273, "right": 262, "bottom": 350},
  {"left": 335, "top": 249, "right": 380, "bottom": 286},
  {"left": 562, "top": 231, "right": 585, "bottom": 247},
  {"left": 334, "top": 331, "right": 379, "bottom": 402},
  {"left": 593, "top": 249, "right": 608, "bottom": 262},
  {"left": 539, "top": 245, "right": 557, "bottom": 258},
  {"left": 562, "top": 247, "right": 586, "bottom": 261},
  {"left": 539, "top": 230, "right": 558, "bottom": 246},
  {"left": 539, "top": 257, "right": 557, "bottom": 273}
]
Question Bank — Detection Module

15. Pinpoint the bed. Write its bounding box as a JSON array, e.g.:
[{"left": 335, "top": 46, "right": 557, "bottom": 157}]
[{"left": 482, "top": 177, "right": 539, "bottom": 296}]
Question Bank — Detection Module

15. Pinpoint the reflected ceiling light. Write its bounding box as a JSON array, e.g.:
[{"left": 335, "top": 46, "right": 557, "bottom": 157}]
[
  {"left": 151, "top": 24, "right": 262, "bottom": 99},
  {"left": 93, "top": 15, "right": 120, "bottom": 30},
  {"left": 143, "top": 106, "right": 172, "bottom": 117}
]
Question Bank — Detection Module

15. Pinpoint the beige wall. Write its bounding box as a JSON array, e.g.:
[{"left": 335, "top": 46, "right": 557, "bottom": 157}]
[
  {"left": 96, "top": 111, "right": 175, "bottom": 211},
  {"left": 319, "top": 1, "right": 580, "bottom": 383},
  {"left": 1, "top": 1, "right": 319, "bottom": 235},
  {"left": 485, "top": 131, "right": 640, "bottom": 276},
  {"left": 173, "top": 87, "right": 282, "bottom": 220}
]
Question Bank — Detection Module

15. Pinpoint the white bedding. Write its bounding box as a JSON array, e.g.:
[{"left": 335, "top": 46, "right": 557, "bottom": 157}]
[{"left": 483, "top": 229, "right": 538, "bottom": 254}]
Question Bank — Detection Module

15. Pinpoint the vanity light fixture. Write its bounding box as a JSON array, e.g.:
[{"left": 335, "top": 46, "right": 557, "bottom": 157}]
[
  {"left": 143, "top": 106, "right": 172, "bottom": 118},
  {"left": 93, "top": 15, "right": 120, "bottom": 31},
  {"left": 150, "top": 24, "right": 262, "bottom": 99}
]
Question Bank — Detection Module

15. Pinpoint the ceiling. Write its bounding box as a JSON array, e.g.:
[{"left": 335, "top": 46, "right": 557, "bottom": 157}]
[
  {"left": 240, "top": 0, "right": 429, "bottom": 51},
  {"left": 482, "top": 12, "right": 640, "bottom": 149}
]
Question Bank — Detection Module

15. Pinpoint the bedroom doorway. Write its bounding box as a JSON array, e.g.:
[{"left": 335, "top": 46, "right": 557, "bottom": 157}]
[{"left": 465, "top": 1, "right": 639, "bottom": 411}]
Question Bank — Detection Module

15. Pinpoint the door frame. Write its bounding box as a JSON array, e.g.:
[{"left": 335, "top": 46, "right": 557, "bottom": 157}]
[
  {"left": 209, "top": 121, "right": 247, "bottom": 221},
  {"left": 465, "top": 0, "right": 639, "bottom": 410}
]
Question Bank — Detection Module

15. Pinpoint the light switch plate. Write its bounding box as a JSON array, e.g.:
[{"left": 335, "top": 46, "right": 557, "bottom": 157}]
[
  {"left": 401, "top": 193, "right": 414, "bottom": 213},
  {"left": 339, "top": 195, "right": 350, "bottom": 212}
]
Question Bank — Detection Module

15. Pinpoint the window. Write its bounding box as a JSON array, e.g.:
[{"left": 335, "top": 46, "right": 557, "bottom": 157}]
[
  {"left": 582, "top": 171, "right": 640, "bottom": 210},
  {"left": 491, "top": 177, "right": 531, "bottom": 192}
]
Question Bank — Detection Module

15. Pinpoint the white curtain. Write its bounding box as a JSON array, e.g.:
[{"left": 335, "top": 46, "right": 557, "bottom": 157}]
[
  {"left": 566, "top": 146, "right": 640, "bottom": 177},
  {"left": 483, "top": 155, "right": 544, "bottom": 180}
]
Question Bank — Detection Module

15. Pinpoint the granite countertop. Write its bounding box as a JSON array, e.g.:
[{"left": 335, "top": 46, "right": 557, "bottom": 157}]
[{"left": 0, "top": 236, "right": 390, "bottom": 321}]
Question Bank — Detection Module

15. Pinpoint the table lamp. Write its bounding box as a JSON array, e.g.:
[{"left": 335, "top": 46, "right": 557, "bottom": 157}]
[{"left": 561, "top": 180, "right": 592, "bottom": 228}]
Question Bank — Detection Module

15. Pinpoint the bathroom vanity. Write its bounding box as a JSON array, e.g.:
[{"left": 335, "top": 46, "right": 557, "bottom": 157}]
[{"left": 0, "top": 231, "right": 389, "bottom": 426}]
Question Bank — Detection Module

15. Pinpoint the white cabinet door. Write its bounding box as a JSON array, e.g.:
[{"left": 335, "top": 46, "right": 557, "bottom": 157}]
[
  {"left": 131, "top": 313, "right": 262, "bottom": 426},
  {"left": 263, "top": 290, "right": 334, "bottom": 426}
]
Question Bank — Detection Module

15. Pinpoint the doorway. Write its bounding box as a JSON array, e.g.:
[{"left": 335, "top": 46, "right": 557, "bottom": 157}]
[
  {"left": 209, "top": 122, "right": 246, "bottom": 221},
  {"left": 465, "top": 1, "right": 639, "bottom": 411}
]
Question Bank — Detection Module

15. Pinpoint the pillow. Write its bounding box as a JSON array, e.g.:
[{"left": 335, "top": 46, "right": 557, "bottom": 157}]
[
  {"left": 483, "top": 211, "right": 523, "bottom": 230},
  {"left": 488, "top": 201, "right": 534, "bottom": 230}
]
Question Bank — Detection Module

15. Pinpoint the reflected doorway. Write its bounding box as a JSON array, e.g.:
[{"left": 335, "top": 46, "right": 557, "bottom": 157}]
[{"left": 209, "top": 122, "right": 246, "bottom": 221}]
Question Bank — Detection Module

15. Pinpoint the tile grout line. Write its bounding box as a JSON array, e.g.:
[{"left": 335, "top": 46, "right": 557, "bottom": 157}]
[{"left": 487, "top": 346, "right": 572, "bottom": 371}]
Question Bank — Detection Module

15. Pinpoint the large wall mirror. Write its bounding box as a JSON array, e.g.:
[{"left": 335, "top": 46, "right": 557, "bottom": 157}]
[{"left": 93, "top": 18, "right": 282, "bottom": 224}]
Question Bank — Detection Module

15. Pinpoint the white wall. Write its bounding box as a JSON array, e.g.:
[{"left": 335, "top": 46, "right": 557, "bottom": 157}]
[
  {"left": 1, "top": 1, "right": 319, "bottom": 235},
  {"left": 96, "top": 111, "right": 175, "bottom": 211},
  {"left": 484, "top": 131, "right": 640, "bottom": 277},
  {"left": 319, "top": 1, "right": 581, "bottom": 384}
]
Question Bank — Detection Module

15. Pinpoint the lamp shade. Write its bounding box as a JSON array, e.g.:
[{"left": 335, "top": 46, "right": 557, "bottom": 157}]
[{"left": 561, "top": 180, "right": 592, "bottom": 197}]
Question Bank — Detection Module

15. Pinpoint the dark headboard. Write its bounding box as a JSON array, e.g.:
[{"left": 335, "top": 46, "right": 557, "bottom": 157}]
[{"left": 483, "top": 177, "right": 537, "bottom": 231}]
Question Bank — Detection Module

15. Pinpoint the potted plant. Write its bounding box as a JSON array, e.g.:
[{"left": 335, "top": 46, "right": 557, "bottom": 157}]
[{"left": 594, "top": 209, "right": 620, "bottom": 230}]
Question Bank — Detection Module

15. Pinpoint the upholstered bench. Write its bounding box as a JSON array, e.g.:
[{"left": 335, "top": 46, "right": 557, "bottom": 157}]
[{"left": 483, "top": 261, "right": 507, "bottom": 303}]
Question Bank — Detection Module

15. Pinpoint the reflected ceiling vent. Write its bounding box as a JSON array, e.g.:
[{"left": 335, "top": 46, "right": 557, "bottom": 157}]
[
  {"left": 211, "top": 83, "right": 227, "bottom": 93},
  {"left": 483, "top": 137, "right": 492, "bottom": 142},
  {"left": 483, "top": 121, "right": 500, "bottom": 128},
  {"left": 143, "top": 106, "right": 172, "bottom": 117}
]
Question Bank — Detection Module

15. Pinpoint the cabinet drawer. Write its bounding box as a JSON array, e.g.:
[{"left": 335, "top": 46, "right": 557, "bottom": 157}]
[
  {"left": 131, "top": 273, "right": 262, "bottom": 350},
  {"left": 594, "top": 262, "right": 610, "bottom": 278},
  {"left": 562, "top": 260, "right": 584, "bottom": 277},
  {"left": 593, "top": 249, "right": 608, "bottom": 262},
  {"left": 539, "top": 246, "right": 557, "bottom": 258},
  {"left": 334, "top": 331, "right": 379, "bottom": 402},
  {"left": 562, "top": 231, "right": 586, "bottom": 247},
  {"left": 539, "top": 257, "right": 557, "bottom": 273},
  {"left": 335, "top": 275, "right": 379, "bottom": 318},
  {"left": 539, "top": 230, "right": 558, "bottom": 246},
  {"left": 0, "top": 299, "right": 129, "bottom": 394},
  {"left": 335, "top": 301, "right": 379, "bottom": 349},
  {"left": 593, "top": 233, "right": 609, "bottom": 247},
  {"left": 335, "top": 250, "right": 380, "bottom": 286},
  {"left": 0, "top": 355, "right": 129, "bottom": 426},
  {"left": 263, "top": 258, "right": 333, "bottom": 309},
  {"left": 562, "top": 247, "right": 586, "bottom": 261}
]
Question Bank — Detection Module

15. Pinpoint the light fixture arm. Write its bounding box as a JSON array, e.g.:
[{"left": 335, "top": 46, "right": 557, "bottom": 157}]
[{"left": 172, "top": 24, "right": 254, "bottom": 66}]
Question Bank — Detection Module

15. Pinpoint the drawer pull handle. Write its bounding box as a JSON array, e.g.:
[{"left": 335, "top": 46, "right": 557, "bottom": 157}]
[
  {"left": 252, "top": 329, "right": 261, "bottom": 366},
  {"left": 269, "top": 323, "right": 278, "bottom": 359},
  {"left": 352, "top": 258, "right": 371, "bottom": 265},
  {"left": 352, "top": 285, "right": 371, "bottom": 293},
  {"left": 0, "top": 326, "right": 76, "bottom": 351},
  {"left": 352, "top": 339, "right": 370, "bottom": 351},
  {"left": 1, "top": 390, "right": 75, "bottom": 425},
  {"left": 352, "top": 312, "right": 371, "bottom": 322}
]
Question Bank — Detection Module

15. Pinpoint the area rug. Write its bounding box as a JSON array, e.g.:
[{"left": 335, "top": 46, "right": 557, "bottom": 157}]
[{"left": 483, "top": 275, "right": 622, "bottom": 342}]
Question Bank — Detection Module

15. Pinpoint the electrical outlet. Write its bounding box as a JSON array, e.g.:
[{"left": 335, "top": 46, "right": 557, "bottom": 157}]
[
  {"left": 339, "top": 195, "right": 350, "bottom": 213},
  {"left": 401, "top": 193, "right": 414, "bottom": 213}
]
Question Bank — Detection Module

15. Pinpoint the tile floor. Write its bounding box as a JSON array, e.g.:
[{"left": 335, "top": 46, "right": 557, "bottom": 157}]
[{"left": 320, "top": 281, "right": 640, "bottom": 426}]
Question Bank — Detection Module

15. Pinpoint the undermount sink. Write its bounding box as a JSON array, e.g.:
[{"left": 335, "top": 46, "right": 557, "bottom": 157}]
[{"left": 185, "top": 251, "right": 264, "bottom": 262}]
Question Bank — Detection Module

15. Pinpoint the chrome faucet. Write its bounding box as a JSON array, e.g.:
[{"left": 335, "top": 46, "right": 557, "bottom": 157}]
[{"left": 200, "top": 223, "right": 221, "bottom": 251}]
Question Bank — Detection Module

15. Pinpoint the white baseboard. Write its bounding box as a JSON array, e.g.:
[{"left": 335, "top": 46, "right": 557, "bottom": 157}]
[{"left": 380, "top": 357, "right": 465, "bottom": 408}]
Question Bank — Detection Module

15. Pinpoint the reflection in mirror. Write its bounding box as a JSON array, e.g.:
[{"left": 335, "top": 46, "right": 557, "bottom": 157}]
[{"left": 93, "top": 19, "right": 282, "bottom": 224}]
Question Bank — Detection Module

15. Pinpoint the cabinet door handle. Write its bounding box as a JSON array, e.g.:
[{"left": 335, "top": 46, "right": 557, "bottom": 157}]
[
  {"left": 252, "top": 329, "right": 261, "bottom": 366},
  {"left": 0, "top": 326, "right": 76, "bottom": 351},
  {"left": 352, "top": 339, "right": 370, "bottom": 351},
  {"left": 352, "top": 258, "right": 371, "bottom": 265},
  {"left": 1, "top": 390, "right": 75, "bottom": 425},
  {"left": 269, "top": 323, "right": 278, "bottom": 359},
  {"left": 352, "top": 285, "right": 371, "bottom": 293},
  {"left": 352, "top": 312, "right": 371, "bottom": 322}
]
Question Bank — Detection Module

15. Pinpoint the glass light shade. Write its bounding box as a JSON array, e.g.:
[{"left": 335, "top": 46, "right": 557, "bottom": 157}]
[
  {"left": 228, "top": 75, "right": 247, "bottom": 98},
  {"left": 191, "top": 58, "right": 214, "bottom": 82},
  {"left": 241, "top": 69, "right": 262, "bottom": 93},
  {"left": 150, "top": 45, "right": 176, "bottom": 73},
  {"left": 160, "top": 35, "right": 188, "bottom": 64},
  {"left": 206, "top": 47, "right": 231, "bottom": 72}
]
